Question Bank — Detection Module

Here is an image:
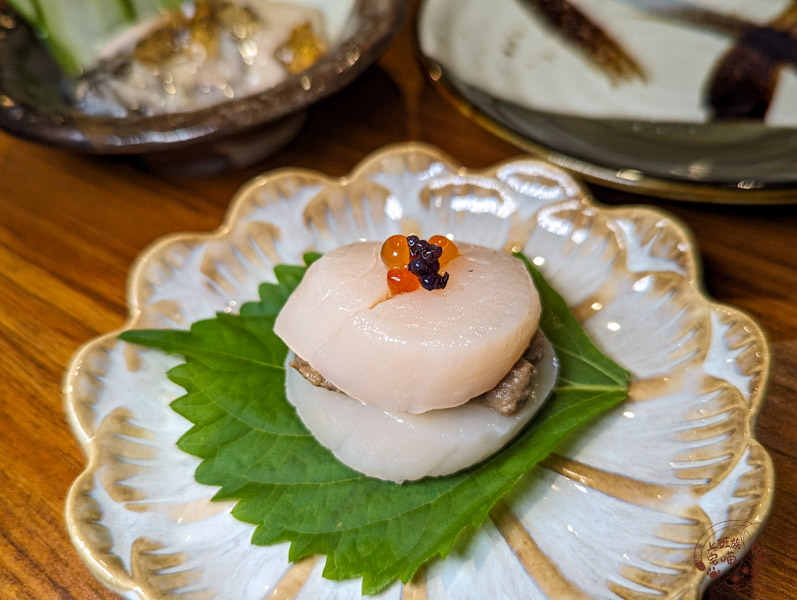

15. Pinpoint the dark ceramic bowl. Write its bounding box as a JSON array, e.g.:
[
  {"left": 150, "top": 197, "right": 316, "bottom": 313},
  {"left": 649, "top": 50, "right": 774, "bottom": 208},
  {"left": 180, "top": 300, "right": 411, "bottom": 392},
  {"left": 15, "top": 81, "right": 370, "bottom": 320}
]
[{"left": 0, "top": 0, "right": 405, "bottom": 172}]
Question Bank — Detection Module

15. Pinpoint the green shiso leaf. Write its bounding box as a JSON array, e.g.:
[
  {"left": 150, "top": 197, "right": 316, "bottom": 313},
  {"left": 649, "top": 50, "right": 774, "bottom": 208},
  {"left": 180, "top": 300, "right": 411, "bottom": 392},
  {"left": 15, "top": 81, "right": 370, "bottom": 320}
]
[{"left": 119, "top": 251, "right": 630, "bottom": 595}]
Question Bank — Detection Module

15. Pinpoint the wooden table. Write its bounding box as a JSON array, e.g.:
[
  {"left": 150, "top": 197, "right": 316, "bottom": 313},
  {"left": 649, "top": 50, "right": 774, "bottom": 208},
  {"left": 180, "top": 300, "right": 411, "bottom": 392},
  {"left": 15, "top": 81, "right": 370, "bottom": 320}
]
[{"left": 1, "top": 7, "right": 794, "bottom": 600}]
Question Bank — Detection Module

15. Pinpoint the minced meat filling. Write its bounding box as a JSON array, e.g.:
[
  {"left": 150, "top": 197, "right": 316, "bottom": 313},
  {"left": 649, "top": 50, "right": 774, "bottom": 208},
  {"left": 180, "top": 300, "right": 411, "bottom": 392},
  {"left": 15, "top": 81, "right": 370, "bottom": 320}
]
[
  {"left": 290, "top": 330, "right": 545, "bottom": 417},
  {"left": 289, "top": 356, "right": 340, "bottom": 392},
  {"left": 471, "top": 357, "right": 535, "bottom": 416},
  {"left": 471, "top": 330, "right": 545, "bottom": 415}
]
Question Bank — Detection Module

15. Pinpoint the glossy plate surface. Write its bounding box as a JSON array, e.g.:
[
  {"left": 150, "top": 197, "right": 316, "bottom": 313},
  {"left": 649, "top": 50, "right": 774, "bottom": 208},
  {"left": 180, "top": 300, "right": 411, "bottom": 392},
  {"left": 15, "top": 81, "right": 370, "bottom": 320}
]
[
  {"left": 418, "top": 0, "right": 797, "bottom": 203},
  {"left": 65, "top": 143, "right": 773, "bottom": 599}
]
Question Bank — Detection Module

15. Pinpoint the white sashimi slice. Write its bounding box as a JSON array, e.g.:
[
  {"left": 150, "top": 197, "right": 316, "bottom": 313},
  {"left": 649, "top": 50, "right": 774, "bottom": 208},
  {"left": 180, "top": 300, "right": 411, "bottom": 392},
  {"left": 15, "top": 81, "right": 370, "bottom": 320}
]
[
  {"left": 284, "top": 335, "right": 558, "bottom": 482},
  {"left": 274, "top": 242, "right": 540, "bottom": 413}
]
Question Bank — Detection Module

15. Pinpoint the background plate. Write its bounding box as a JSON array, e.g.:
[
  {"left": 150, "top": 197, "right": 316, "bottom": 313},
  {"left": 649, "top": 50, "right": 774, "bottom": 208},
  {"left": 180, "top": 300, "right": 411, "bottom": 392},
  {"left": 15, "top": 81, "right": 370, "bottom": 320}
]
[{"left": 417, "top": 0, "right": 797, "bottom": 204}]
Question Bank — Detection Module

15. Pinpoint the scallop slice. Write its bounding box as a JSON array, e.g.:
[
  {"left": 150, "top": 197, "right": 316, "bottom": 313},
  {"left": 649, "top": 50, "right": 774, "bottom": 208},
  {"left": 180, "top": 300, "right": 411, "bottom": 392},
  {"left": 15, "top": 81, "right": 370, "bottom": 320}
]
[
  {"left": 274, "top": 241, "right": 541, "bottom": 414},
  {"left": 284, "top": 336, "right": 557, "bottom": 483}
]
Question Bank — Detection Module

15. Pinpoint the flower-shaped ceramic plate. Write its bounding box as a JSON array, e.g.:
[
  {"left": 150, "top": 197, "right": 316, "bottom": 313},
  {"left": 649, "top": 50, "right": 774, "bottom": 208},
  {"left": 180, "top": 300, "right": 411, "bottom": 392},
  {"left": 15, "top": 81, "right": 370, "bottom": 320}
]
[{"left": 65, "top": 143, "right": 774, "bottom": 599}]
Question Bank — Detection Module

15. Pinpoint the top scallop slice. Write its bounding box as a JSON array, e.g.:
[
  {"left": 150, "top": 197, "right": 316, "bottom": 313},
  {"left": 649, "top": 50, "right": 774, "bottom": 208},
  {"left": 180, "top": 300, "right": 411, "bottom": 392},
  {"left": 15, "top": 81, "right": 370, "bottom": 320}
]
[{"left": 274, "top": 240, "right": 541, "bottom": 414}]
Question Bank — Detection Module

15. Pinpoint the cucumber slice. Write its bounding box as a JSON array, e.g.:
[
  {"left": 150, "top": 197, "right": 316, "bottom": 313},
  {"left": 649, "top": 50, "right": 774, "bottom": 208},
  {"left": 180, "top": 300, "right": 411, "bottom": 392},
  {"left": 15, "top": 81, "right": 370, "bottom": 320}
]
[
  {"left": 130, "top": 0, "right": 184, "bottom": 20},
  {"left": 9, "top": 0, "right": 185, "bottom": 76},
  {"left": 34, "top": 0, "right": 134, "bottom": 74},
  {"left": 7, "top": 0, "right": 39, "bottom": 25}
]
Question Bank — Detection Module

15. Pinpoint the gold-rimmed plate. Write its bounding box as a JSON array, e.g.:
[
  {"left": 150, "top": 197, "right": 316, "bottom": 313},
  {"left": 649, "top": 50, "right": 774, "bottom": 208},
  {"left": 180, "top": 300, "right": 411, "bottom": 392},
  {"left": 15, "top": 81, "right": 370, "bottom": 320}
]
[{"left": 65, "top": 143, "right": 774, "bottom": 598}]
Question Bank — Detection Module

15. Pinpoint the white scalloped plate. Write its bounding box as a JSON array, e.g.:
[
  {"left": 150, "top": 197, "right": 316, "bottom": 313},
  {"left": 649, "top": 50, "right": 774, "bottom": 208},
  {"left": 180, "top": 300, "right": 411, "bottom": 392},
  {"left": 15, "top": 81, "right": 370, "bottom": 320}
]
[{"left": 65, "top": 143, "right": 774, "bottom": 599}]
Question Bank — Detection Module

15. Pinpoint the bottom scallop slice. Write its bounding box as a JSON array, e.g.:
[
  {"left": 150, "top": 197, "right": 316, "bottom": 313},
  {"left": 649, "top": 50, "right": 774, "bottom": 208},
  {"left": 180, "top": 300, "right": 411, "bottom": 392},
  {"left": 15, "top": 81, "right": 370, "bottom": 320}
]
[{"left": 284, "top": 336, "right": 558, "bottom": 483}]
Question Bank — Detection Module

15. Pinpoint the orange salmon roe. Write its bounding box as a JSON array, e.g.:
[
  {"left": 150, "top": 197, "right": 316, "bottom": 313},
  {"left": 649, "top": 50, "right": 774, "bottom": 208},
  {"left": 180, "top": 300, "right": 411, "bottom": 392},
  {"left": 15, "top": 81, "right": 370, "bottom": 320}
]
[
  {"left": 428, "top": 235, "right": 459, "bottom": 268},
  {"left": 380, "top": 234, "right": 410, "bottom": 268},
  {"left": 387, "top": 267, "right": 420, "bottom": 295}
]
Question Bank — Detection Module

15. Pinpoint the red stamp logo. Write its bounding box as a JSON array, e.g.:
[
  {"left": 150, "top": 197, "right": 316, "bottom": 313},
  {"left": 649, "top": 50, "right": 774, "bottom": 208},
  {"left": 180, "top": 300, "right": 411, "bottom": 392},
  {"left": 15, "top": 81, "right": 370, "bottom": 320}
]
[{"left": 693, "top": 520, "right": 755, "bottom": 589}]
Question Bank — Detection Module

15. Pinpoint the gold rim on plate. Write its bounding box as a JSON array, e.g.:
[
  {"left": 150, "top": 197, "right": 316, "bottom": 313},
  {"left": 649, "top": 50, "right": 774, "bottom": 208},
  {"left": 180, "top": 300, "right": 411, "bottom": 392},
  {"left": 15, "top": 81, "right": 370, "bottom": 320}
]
[
  {"left": 418, "top": 55, "right": 797, "bottom": 206},
  {"left": 64, "top": 143, "right": 776, "bottom": 598}
]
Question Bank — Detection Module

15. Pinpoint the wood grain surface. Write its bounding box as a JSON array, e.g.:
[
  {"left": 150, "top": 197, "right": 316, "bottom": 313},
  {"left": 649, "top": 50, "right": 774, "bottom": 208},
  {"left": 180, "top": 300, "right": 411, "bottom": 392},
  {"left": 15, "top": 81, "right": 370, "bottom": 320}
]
[{"left": 0, "top": 4, "right": 795, "bottom": 599}]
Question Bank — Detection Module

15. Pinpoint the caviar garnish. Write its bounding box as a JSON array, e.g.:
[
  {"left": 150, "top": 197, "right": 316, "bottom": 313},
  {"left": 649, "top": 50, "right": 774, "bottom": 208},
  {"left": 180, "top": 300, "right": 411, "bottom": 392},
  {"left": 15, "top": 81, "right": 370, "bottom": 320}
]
[
  {"left": 380, "top": 234, "right": 410, "bottom": 268},
  {"left": 428, "top": 235, "right": 459, "bottom": 268},
  {"left": 418, "top": 273, "right": 434, "bottom": 291},
  {"left": 380, "top": 234, "right": 456, "bottom": 295},
  {"left": 425, "top": 245, "right": 443, "bottom": 260},
  {"left": 408, "top": 257, "right": 429, "bottom": 276},
  {"left": 387, "top": 267, "right": 420, "bottom": 295},
  {"left": 420, "top": 271, "right": 450, "bottom": 291}
]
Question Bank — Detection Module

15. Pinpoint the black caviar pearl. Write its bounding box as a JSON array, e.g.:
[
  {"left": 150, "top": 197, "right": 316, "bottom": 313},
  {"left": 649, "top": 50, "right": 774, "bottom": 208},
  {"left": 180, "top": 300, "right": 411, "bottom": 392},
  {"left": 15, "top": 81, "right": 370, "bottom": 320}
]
[
  {"left": 408, "top": 258, "right": 428, "bottom": 275},
  {"left": 420, "top": 246, "right": 435, "bottom": 261},
  {"left": 416, "top": 239, "right": 429, "bottom": 253},
  {"left": 420, "top": 273, "right": 440, "bottom": 290},
  {"left": 437, "top": 272, "right": 450, "bottom": 289},
  {"left": 407, "top": 235, "right": 420, "bottom": 258},
  {"left": 425, "top": 258, "right": 440, "bottom": 273},
  {"left": 431, "top": 245, "right": 443, "bottom": 259}
]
